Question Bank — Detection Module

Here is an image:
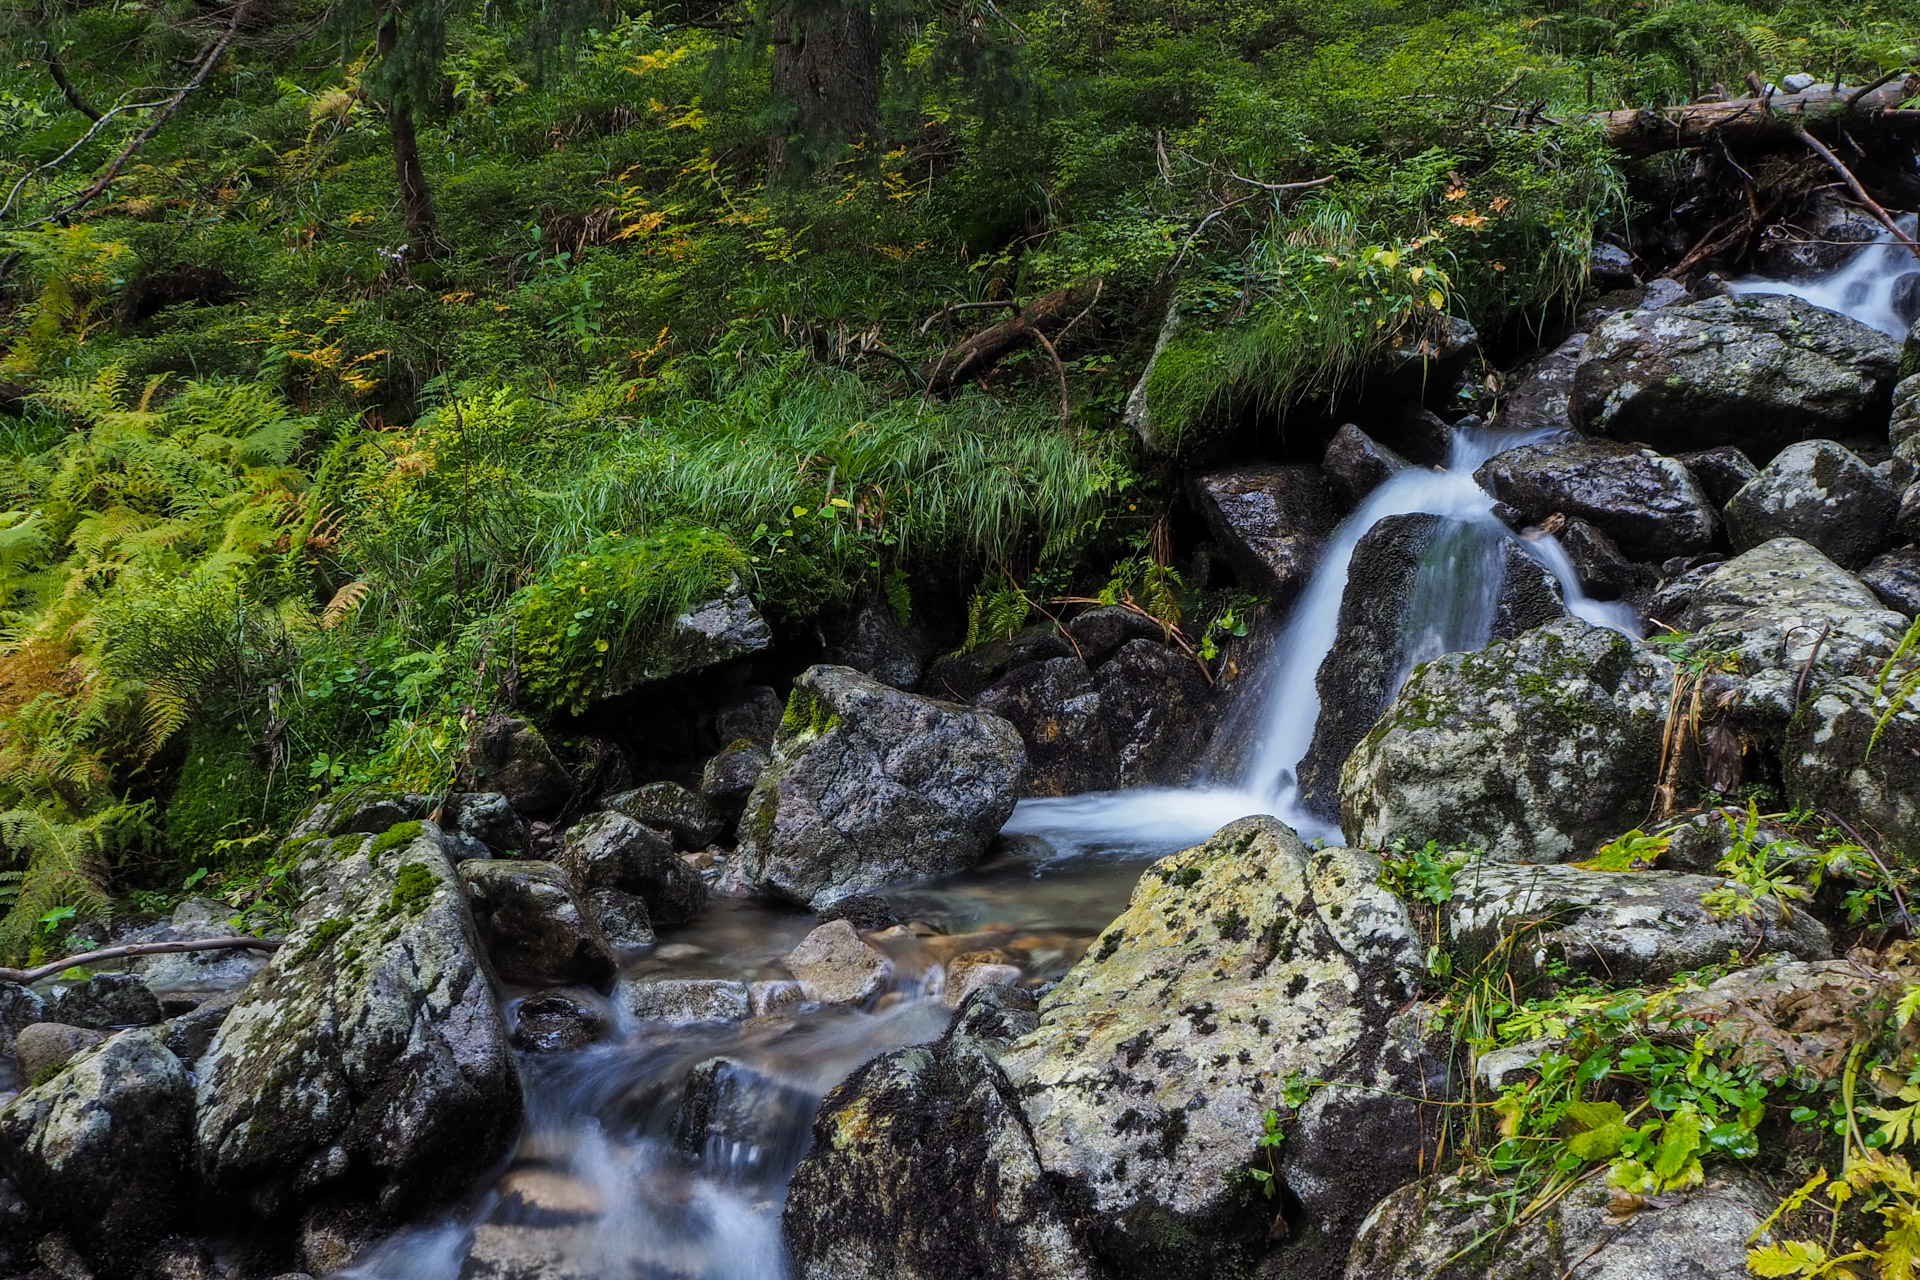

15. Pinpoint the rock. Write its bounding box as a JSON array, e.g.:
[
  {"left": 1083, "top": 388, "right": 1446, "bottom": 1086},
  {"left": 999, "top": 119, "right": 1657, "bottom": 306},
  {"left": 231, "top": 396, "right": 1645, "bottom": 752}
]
[
  {"left": 603, "top": 782, "right": 721, "bottom": 849},
  {"left": 973, "top": 658, "right": 1116, "bottom": 797},
  {"left": 816, "top": 893, "right": 898, "bottom": 931},
  {"left": 1474, "top": 438, "right": 1716, "bottom": 562},
  {"left": 615, "top": 977, "right": 750, "bottom": 1023},
  {"left": 0, "top": 1029, "right": 191, "bottom": 1276},
  {"left": 160, "top": 988, "right": 244, "bottom": 1066},
  {"left": 1189, "top": 464, "right": 1339, "bottom": 601},
  {"left": 126, "top": 900, "right": 266, "bottom": 996},
  {"left": 1345, "top": 1169, "right": 1776, "bottom": 1280},
  {"left": 560, "top": 811, "right": 707, "bottom": 924},
  {"left": 735, "top": 666, "right": 1026, "bottom": 908},
  {"left": 14, "top": 1025, "right": 103, "bottom": 1088},
  {"left": 1369, "top": 403, "right": 1454, "bottom": 468},
  {"left": 466, "top": 717, "right": 571, "bottom": 814},
  {"left": 459, "top": 860, "right": 616, "bottom": 989},
  {"left": 0, "top": 987, "right": 44, "bottom": 1087},
  {"left": 1785, "top": 675, "right": 1920, "bottom": 853},
  {"left": 581, "top": 887, "right": 653, "bottom": 950},
  {"left": 1891, "top": 373, "right": 1920, "bottom": 474},
  {"left": 194, "top": 826, "right": 520, "bottom": 1223},
  {"left": 509, "top": 989, "right": 610, "bottom": 1053},
  {"left": 1296, "top": 514, "right": 1568, "bottom": 820},
  {"left": 823, "top": 598, "right": 930, "bottom": 690},
  {"left": 1723, "top": 439, "right": 1897, "bottom": 568},
  {"left": 1861, "top": 547, "right": 1920, "bottom": 616},
  {"left": 716, "top": 685, "right": 785, "bottom": 746},
  {"left": 1755, "top": 192, "right": 1882, "bottom": 279},
  {"left": 138, "top": 1237, "right": 211, "bottom": 1280},
  {"left": 441, "top": 792, "right": 529, "bottom": 856},
  {"left": 600, "top": 581, "right": 773, "bottom": 698},
  {"left": 784, "top": 921, "right": 891, "bottom": 1005},
  {"left": 1667, "top": 956, "right": 1896, "bottom": 1085},
  {"left": 943, "top": 958, "right": 1021, "bottom": 1008},
  {"left": 675, "top": 1057, "right": 820, "bottom": 1178},
  {"left": 785, "top": 986, "right": 1097, "bottom": 1280},
  {"left": 1447, "top": 862, "right": 1832, "bottom": 987},
  {"left": 924, "top": 629, "right": 1075, "bottom": 704},
  {"left": 1377, "top": 314, "right": 1480, "bottom": 390},
  {"left": 1553, "top": 518, "right": 1652, "bottom": 600},
  {"left": 997, "top": 818, "right": 1429, "bottom": 1275},
  {"left": 1590, "top": 241, "right": 1637, "bottom": 290},
  {"left": 749, "top": 980, "right": 806, "bottom": 1016},
  {"left": 1094, "top": 638, "right": 1212, "bottom": 788},
  {"left": 1493, "top": 333, "right": 1586, "bottom": 434},
  {"left": 1323, "top": 424, "right": 1411, "bottom": 509},
  {"left": 44, "top": 975, "right": 160, "bottom": 1031},
  {"left": 1341, "top": 618, "right": 1673, "bottom": 862},
  {"left": 1569, "top": 293, "right": 1900, "bottom": 456},
  {"left": 1680, "top": 445, "right": 1760, "bottom": 508},
  {"left": 287, "top": 790, "right": 432, "bottom": 840},
  {"left": 1064, "top": 606, "right": 1167, "bottom": 667},
  {"left": 700, "top": 739, "right": 769, "bottom": 806}
]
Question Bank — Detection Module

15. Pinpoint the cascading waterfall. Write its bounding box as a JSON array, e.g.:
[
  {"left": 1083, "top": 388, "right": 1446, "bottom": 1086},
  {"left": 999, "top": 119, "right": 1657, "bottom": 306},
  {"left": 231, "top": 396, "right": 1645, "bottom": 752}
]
[{"left": 1727, "top": 216, "right": 1920, "bottom": 336}]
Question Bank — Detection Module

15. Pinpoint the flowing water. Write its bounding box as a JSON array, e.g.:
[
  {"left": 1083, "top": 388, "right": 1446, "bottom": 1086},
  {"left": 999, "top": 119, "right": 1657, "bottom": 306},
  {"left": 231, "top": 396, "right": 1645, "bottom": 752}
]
[{"left": 1728, "top": 216, "right": 1920, "bottom": 335}]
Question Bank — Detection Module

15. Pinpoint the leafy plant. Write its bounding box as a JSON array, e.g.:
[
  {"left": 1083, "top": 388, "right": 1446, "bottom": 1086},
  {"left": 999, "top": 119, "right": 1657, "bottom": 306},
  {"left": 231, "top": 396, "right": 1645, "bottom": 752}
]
[{"left": 1380, "top": 837, "right": 1470, "bottom": 906}]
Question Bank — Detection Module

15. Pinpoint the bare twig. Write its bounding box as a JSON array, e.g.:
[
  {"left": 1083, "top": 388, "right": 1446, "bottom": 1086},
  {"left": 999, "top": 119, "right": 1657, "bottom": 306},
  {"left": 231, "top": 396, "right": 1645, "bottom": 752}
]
[
  {"left": 44, "top": 46, "right": 100, "bottom": 121},
  {"left": 1, "top": 93, "right": 175, "bottom": 221},
  {"left": 917, "top": 298, "right": 1016, "bottom": 336},
  {"left": 1221, "top": 171, "right": 1336, "bottom": 195},
  {"left": 1052, "top": 279, "right": 1104, "bottom": 348},
  {"left": 1848, "top": 67, "right": 1911, "bottom": 112},
  {"left": 1019, "top": 321, "right": 1072, "bottom": 425},
  {"left": 1792, "top": 126, "right": 1920, "bottom": 261},
  {"left": 0, "top": 936, "right": 280, "bottom": 986}
]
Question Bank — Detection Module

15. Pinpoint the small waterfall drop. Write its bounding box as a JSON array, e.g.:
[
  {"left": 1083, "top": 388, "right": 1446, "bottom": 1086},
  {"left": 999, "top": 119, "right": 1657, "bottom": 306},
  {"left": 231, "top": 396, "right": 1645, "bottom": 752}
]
[{"left": 1728, "top": 217, "right": 1920, "bottom": 336}]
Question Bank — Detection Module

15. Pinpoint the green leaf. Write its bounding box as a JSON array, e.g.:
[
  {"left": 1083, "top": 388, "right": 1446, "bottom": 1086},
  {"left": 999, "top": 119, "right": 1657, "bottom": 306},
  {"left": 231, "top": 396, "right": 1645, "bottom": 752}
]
[
  {"left": 1746, "top": 1240, "right": 1831, "bottom": 1277},
  {"left": 1563, "top": 1100, "right": 1630, "bottom": 1161}
]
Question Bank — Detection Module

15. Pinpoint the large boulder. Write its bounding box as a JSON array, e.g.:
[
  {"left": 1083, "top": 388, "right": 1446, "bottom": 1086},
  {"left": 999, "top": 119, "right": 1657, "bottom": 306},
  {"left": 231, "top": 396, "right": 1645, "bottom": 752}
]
[
  {"left": 1295, "top": 515, "right": 1567, "bottom": 820},
  {"left": 1474, "top": 438, "right": 1716, "bottom": 562},
  {"left": 999, "top": 817, "right": 1430, "bottom": 1277},
  {"left": 44, "top": 973, "right": 161, "bottom": 1029},
  {"left": 458, "top": 860, "right": 616, "bottom": 989},
  {"left": 1189, "top": 464, "right": 1339, "bottom": 601},
  {"left": 193, "top": 827, "right": 521, "bottom": 1225},
  {"left": 604, "top": 782, "right": 721, "bottom": 849},
  {"left": 1341, "top": 618, "right": 1673, "bottom": 862},
  {"left": 598, "top": 580, "right": 773, "bottom": 698},
  {"left": 1860, "top": 547, "right": 1920, "bottom": 616},
  {"left": 0, "top": 1029, "right": 193, "bottom": 1277},
  {"left": 1786, "top": 675, "right": 1920, "bottom": 854},
  {"left": 560, "top": 810, "right": 708, "bottom": 924},
  {"left": 1492, "top": 333, "right": 1584, "bottom": 434},
  {"left": 1568, "top": 293, "right": 1900, "bottom": 456},
  {"left": 1096, "top": 639, "right": 1213, "bottom": 788},
  {"left": 1323, "top": 424, "right": 1410, "bottom": 509},
  {"left": 441, "top": 792, "right": 529, "bottom": 857},
  {"left": 735, "top": 666, "right": 1026, "bottom": 907},
  {"left": 1723, "top": 439, "right": 1897, "bottom": 568},
  {"left": 1680, "top": 445, "right": 1760, "bottom": 508},
  {"left": 972, "top": 657, "right": 1117, "bottom": 797},
  {"left": 1345, "top": 1170, "right": 1776, "bottom": 1280},
  {"left": 465, "top": 717, "right": 571, "bottom": 814},
  {"left": 823, "top": 597, "right": 931, "bottom": 691}
]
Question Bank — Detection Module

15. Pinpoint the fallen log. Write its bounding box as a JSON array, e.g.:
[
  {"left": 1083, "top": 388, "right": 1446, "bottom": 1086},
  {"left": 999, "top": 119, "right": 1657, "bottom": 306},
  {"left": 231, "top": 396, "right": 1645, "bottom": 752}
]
[
  {"left": 0, "top": 935, "right": 281, "bottom": 986},
  {"left": 1599, "top": 76, "right": 1920, "bottom": 155},
  {"left": 923, "top": 281, "right": 1101, "bottom": 395}
]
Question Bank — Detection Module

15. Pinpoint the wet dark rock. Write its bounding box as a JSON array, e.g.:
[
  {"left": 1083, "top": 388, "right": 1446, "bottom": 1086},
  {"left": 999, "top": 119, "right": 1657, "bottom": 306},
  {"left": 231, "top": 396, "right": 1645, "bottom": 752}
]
[
  {"left": 823, "top": 599, "right": 930, "bottom": 691},
  {"left": 159, "top": 988, "right": 243, "bottom": 1067},
  {"left": 466, "top": 717, "right": 571, "bottom": 814},
  {"left": 459, "top": 861, "right": 616, "bottom": 989},
  {"left": 1569, "top": 293, "right": 1900, "bottom": 457},
  {"left": 1724, "top": 438, "right": 1897, "bottom": 568},
  {"left": 676, "top": 1058, "right": 819, "bottom": 1174},
  {"left": 1589, "top": 242, "right": 1637, "bottom": 291},
  {"left": 604, "top": 782, "right": 721, "bottom": 850},
  {"left": 0, "top": 988, "right": 44, "bottom": 1088},
  {"left": 509, "top": 989, "right": 610, "bottom": 1053},
  {"left": 816, "top": 893, "right": 898, "bottom": 931},
  {"left": 581, "top": 887, "right": 654, "bottom": 951},
  {"left": 735, "top": 666, "right": 1026, "bottom": 908},
  {"left": 1296, "top": 515, "right": 1568, "bottom": 820},
  {"left": 44, "top": 975, "right": 160, "bottom": 1032},
  {"left": 561, "top": 811, "right": 708, "bottom": 925},
  {"left": 1679, "top": 445, "right": 1760, "bottom": 508},
  {"left": 1474, "top": 438, "right": 1716, "bottom": 562},
  {"left": 1189, "top": 463, "right": 1338, "bottom": 601},
  {"left": 1553, "top": 517, "right": 1652, "bottom": 601},
  {"left": 1322, "top": 424, "right": 1410, "bottom": 509},
  {"left": 700, "top": 740, "right": 769, "bottom": 807},
  {"left": 1096, "top": 638, "right": 1212, "bottom": 787},
  {"left": 1367, "top": 402, "right": 1454, "bottom": 468},
  {"left": 717, "top": 686, "right": 785, "bottom": 747},
  {"left": 973, "top": 658, "right": 1116, "bottom": 797},
  {"left": 1064, "top": 606, "right": 1166, "bottom": 667},
  {"left": 1896, "top": 273, "right": 1920, "bottom": 327},
  {"left": 14, "top": 1026, "right": 103, "bottom": 1089},
  {"left": 1890, "top": 374, "right": 1920, "bottom": 480},
  {"left": 923, "top": 629, "right": 1075, "bottom": 704},
  {"left": 1643, "top": 559, "right": 1723, "bottom": 628},
  {"left": 1754, "top": 194, "right": 1882, "bottom": 278},
  {"left": 194, "top": 826, "right": 520, "bottom": 1224},
  {"left": 442, "top": 792, "right": 530, "bottom": 857},
  {"left": 1493, "top": 333, "right": 1585, "bottom": 435},
  {"left": 0, "top": 1029, "right": 192, "bottom": 1278},
  {"left": 1861, "top": 547, "right": 1920, "bottom": 616}
]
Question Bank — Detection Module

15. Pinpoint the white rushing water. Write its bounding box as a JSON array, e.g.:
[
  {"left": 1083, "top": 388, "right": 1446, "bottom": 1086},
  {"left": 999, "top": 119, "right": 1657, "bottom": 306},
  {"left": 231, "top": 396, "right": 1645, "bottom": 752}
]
[{"left": 1728, "top": 216, "right": 1920, "bottom": 335}]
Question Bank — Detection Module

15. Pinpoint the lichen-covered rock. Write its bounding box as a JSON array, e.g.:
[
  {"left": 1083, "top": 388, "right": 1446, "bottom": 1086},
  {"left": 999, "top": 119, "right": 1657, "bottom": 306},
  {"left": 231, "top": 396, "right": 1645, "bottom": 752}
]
[
  {"left": 1345, "top": 1170, "right": 1775, "bottom": 1280},
  {"left": 1189, "top": 464, "right": 1339, "bottom": 602},
  {"left": 1341, "top": 618, "right": 1672, "bottom": 862},
  {"left": 785, "top": 986, "right": 1096, "bottom": 1280},
  {"left": 598, "top": 581, "right": 774, "bottom": 698},
  {"left": 1296, "top": 514, "right": 1567, "bottom": 821},
  {"left": 1723, "top": 439, "right": 1897, "bottom": 568},
  {"left": 923, "top": 629, "right": 1074, "bottom": 703},
  {"left": 1066, "top": 605, "right": 1170, "bottom": 667},
  {"left": 561, "top": 810, "right": 707, "bottom": 924},
  {"left": 604, "top": 782, "right": 721, "bottom": 849},
  {"left": 1323, "top": 424, "right": 1410, "bottom": 509},
  {"left": 700, "top": 739, "right": 770, "bottom": 807},
  {"left": 14, "top": 1024, "right": 102, "bottom": 1089},
  {"left": 1474, "top": 438, "right": 1716, "bottom": 562},
  {"left": 1785, "top": 675, "right": 1920, "bottom": 853},
  {"left": 288, "top": 790, "right": 432, "bottom": 840},
  {"left": 1096, "top": 639, "right": 1213, "bottom": 788},
  {"left": 458, "top": 860, "right": 616, "bottom": 989},
  {"left": 1446, "top": 862, "right": 1832, "bottom": 987},
  {"left": 735, "top": 666, "right": 1026, "bottom": 908},
  {"left": 1860, "top": 547, "right": 1920, "bottom": 617},
  {"left": 466, "top": 717, "right": 571, "bottom": 814},
  {"left": 0, "top": 1029, "right": 192, "bottom": 1276},
  {"left": 42, "top": 972, "right": 160, "bottom": 1031},
  {"left": 973, "top": 657, "right": 1116, "bottom": 797},
  {"left": 999, "top": 817, "right": 1426, "bottom": 1276},
  {"left": 615, "top": 976, "right": 750, "bottom": 1023},
  {"left": 193, "top": 827, "right": 520, "bottom": 1225},
  {"left": 784, "top": 921, "right": 891, "bottom": 1005},
  {"left": 582, "top": 887, "right": 654, "bottom": 950},
  {"left": 441, "top": 792, "right": 529, "bottom": 856},
  {"left": 1568, "top": 293, "right": 1900, "bottom": 456},
  {"left": 160, "top": 988, "right": 243, "bottom": 1066}
]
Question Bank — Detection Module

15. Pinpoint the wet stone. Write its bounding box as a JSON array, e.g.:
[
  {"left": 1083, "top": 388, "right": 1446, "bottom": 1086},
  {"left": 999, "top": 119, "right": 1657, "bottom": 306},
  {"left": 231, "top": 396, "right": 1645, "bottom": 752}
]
[{"left": 510, "top": 990, "right": 610, "bottom": 1054}]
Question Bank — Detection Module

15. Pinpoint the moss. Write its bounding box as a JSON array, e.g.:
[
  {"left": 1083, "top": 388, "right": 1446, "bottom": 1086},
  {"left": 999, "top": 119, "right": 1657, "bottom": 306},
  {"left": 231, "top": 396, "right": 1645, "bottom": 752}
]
[
  {"left": 294, "top": 916, "right": 350, "bottom": 963},
  {"left": 367, "top": 820, "right": 423, "bottom": 862},
  {"left": 386, "top": 861, "right": 438, "bottom": 917},
  {"left": 331, "top": 833, "right": 368, "bottom": 859},
  {"left": 780, "top": 686, "right": 840, "bottom": 740},
  {"left": 162, "top": 718, "right": 301, "bottom": 862}
]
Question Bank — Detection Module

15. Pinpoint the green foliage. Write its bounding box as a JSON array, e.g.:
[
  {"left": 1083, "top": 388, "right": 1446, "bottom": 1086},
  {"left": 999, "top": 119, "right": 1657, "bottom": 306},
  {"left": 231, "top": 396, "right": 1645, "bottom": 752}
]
[
  {"left": 1379, "top": 837, "right": 1470, "bottom": 906},
  {"left": 1575, "top": 827, "right": 1670, "bottom": 871},
  {"left": 366, "top": 820, "right": 424, "bottom": 862}
]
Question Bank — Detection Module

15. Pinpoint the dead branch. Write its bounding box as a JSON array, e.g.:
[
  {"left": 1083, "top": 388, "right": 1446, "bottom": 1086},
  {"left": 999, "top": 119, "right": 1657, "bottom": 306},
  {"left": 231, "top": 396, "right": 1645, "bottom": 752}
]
[
  {"left": 0, "top": 93, "right": 176, "bottom": 221},
  {"left": 918, "top": 298, "right": 1017, "bottom": 336},
  {"left": 44, "top": 46, "right": 100, "bottom": 121},
  {"left": 1597, "top": 76, "right": 1920, "bottom": 155},
  {"left": 1792, "top": 127, "right": 1920, "bottom": 260},
  {"left": 0, "top": 935, "right": 280, "bottom": 986},
  {"left": 1018, "top": 321, "right": 1072, "bottom": 424},
  {"left": 923, "top": 281, "right": 1100, "bottom": 394}
]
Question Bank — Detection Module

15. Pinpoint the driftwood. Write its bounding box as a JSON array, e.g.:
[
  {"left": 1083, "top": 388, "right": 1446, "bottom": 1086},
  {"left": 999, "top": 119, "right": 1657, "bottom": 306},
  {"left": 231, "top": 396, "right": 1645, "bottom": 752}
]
[
  {"left": 923, "top": 281, "right": 1102, "bottom": 395},
  {"left": 1598, "top": 77, "right": 1920, "bottom": 155},
  {"left": 0, "top": 935, "right": 280, "bottom": 986}
]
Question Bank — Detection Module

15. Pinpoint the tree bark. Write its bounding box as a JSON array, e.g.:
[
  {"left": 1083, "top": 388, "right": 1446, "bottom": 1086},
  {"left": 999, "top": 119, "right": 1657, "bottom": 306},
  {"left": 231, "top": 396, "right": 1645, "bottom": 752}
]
[
  {"left": 377, "top": 11, "right": 438, "bottom": 251},
  {"left": 769, "top": 0, "right": 880, "bottom": 179},
  {"left": 44, "top": 44, "right": 100, "bottom": 121},
  {"left": 1598, "top": 77, "right": 1920, "bottom": 155},
  {"left": 924, "top": 282, "right": 1101, "bottom": 393}
]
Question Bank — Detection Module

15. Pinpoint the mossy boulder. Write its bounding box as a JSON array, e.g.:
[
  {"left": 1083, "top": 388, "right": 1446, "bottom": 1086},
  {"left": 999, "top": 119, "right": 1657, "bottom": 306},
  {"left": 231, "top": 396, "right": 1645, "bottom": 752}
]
[
  {"left": 735, "top": 666, "right": 1027, "bottom": 908},
  {"left": 1340, "top": 617, "right": 1672, "bottom": 862},
  {"left": 1723, "top": 439, "right": 1897, "bottom": 569},
  {"left": 1786, "top": 675, "right": 1920, "bottom": 855}
]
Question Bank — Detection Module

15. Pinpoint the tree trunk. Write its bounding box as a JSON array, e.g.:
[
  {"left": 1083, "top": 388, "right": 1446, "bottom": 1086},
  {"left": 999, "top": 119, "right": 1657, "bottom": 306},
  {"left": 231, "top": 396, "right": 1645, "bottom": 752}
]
[
  {"left": 1598, "top": 77, "right": 1920, "bottom": 155},
  {"left": 769, "top": 0, "right": 880, "bottom": 179},
  {"left": 378, "top": 12, "right": 438, "bottom": 251}
]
